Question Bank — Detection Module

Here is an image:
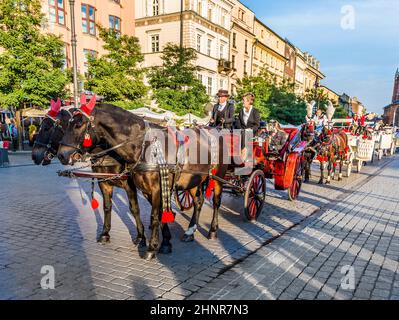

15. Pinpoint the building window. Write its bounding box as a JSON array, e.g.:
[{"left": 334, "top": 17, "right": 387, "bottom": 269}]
[
  {"left": 82, "top": 4, "right": 96, "bottom": 35},
  {"left": 232, "top": 55, "right": 235, "bottom": 69},
  {"left": 239, "top": 9, "right": 245, "bottom": 21},
  {"left": 197, "top": 1, "right": 202, "bottom": 15},
  {"left": 198, "top": 73, "right": 203, "bottom": 84},
  {"left": 151, "top": 34, "right": 160, "bottom": 53},
  {"left": 83, "top": 49, "right": 97, "bottom": 76},
  {"left": 220, "top": 44, "right": 224, "bottom": 59},
  {"left": 208, "top": 7, "right": 212, "bottom": 21},
  {"left": 220, "top": 79, "right": 224, "bottom": 90},
  {"left": 207, "top": 39, "right": 212, "bottom": 56},
  {"left": 207, "top": 77, "right": 213, "bottom": 96},
  {"left": 153, "top": 0, "right": 160, "bottom": 16},
  {"left": 49, "top": 0, "right": 65, "bottom": 25},
  {"left": 197, "top": 34, "right": 202, "bottom": 52},
  {"left": 244, "top": 60, "right": 247, "bottom": 75},
  {"left": 232, "top": 33, "right": 237, "bottom": 48},
  {"left": 221, "top": 13, "right": 226, "bottom": 28},
  {"left": 109, "top": 15, "right": 121, "bottom": 33},
  {"left": 245, "top": 40, "right": 248, "bottom": 54}
]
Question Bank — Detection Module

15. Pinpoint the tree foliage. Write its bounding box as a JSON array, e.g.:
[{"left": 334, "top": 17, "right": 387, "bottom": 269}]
[
  {"left": 0, "top": 0, "right": 68, "bottom": 109},
  {"left": 236, "top": 69, "right": 307, "bottom": 125},
  {"left": 235, "top": 70, "right": 273, "bottom": 119},
  {"left": 305, "top": 88, "right": 348, "bottom": 119},
  {"left": 85, "top": 27, "right": 147, "bottom": 109},
  {"left": 148, "top": 43, "right": 209, "bottom": 117}
]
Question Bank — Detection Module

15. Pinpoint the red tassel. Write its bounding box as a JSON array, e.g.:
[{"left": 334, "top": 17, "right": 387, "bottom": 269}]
[
  {"left": 344, "top": 146, "right": 349, "bottom": 154},
  {"left": 333, "top": 163, "right": 338, "bottom": 168},
  {"left": 205, "top": 169, "right": 217, "bottom": 199},
  {"left": 83, "top": 134, "right": 92, "bottom": 148},
  {"left": 162, "top": 210, "right": 175, "bottom": 223},
  {"left": 91, "top": 198, "right": 99, "bottom": 210}
]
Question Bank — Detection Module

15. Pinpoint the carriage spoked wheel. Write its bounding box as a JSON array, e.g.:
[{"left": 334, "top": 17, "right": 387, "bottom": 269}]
[
  {"left": 243, "top": 170, "right": 266, "bottom": 222},
  {"left": 288, "top": 156, "right": 304, "bottom": 201},
  {"left": 175, "top": 190, "right": 194, "bottom": 212}
]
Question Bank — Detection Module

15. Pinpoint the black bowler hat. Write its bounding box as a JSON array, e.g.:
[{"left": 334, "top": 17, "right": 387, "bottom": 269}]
[{"left": 216, "top": 89, "right": 230, "bottom": 98}]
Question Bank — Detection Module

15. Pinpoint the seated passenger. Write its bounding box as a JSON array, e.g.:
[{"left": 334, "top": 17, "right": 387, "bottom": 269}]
[
  {"left": 236, "top": 93, "right": 261, "bottom": 134},
  {"left": 268, "top": 120, "right": 289, "bottom": 153}
]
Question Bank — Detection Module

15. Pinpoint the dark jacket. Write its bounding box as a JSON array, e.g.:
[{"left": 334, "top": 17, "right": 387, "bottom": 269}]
[
  {"left": 211, "top": 102, "right": 235, "bottom": 129},
  {"left": 236, "top": 107, "right": 261, "bottom": 133}
]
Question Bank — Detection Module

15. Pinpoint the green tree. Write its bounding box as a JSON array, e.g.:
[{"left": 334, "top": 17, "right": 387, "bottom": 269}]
[
  {"left": 268, "top": 79, "right": 307, "bottom": 126},
  {"left": 148, "top": 43, "right": 209, "bottom": 117},
  {"left": 85, "top": 27, "right": 147, "bottom": 109},
  {"left": 235, "top": 69, "right": 273, "bottom": 119},
  {"left": 0, "top": 0, "right": 68, "bottom": 109},
  {"left": 305, "top": 88, "right": 348, "bottom": 119},
  {"left": 235, "top": 70, "right": 307, "bottom": 125}
]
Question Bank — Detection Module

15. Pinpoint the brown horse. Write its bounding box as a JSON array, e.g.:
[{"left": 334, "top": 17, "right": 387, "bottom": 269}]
[
  {"left": 317, "top": 127, "right": 349, "bottom": 184},
  {"left": 57, "top": 103, "right": 229, "bottom": 260},
  {"left": 32, "top": 108, "right": 146, "bottom": 247}
]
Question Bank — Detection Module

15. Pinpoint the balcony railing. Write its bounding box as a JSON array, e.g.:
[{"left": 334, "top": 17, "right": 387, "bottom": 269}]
[{"left": 218, "top": 59, "right": 233, "bottom": 73}]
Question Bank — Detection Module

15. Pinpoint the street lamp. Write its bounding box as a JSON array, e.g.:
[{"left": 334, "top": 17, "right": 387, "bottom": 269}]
[{"left": 69, "top": 0, "right": 79, "bottom": 107}]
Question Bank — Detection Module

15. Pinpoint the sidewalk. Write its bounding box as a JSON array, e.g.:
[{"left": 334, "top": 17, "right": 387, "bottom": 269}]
[{"left": 190, "top": 156, "right": 399, "bottom": 300}]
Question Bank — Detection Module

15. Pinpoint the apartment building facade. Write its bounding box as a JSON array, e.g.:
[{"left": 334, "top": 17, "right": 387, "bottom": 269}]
[
  {"left": 229, "top": 0, "right": 255, "bottom": 95},
  {"left": 41, "top": 0, "right": 135, "bottom": 81},
  {"left": 252, "top": 18, "right": 286, "bottom": 82},
  {"left": 135, "top": 0, "right": 234, "bottom": 97}
]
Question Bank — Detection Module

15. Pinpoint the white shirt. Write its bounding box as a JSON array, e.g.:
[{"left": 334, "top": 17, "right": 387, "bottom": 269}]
[
  {"left": 218, "top": 102, "right": 227, "bottom": 112},
  {"left": 243, "top": 106, "right": 253, "bottom": 126},
  {"left": 313, "top": 114, "right": 328, "bottom": 128}
]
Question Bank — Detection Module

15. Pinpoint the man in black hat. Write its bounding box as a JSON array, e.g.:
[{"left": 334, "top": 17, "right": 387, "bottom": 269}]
[{"left": 209, "top": 89, "right": 235, "bottom": 129}]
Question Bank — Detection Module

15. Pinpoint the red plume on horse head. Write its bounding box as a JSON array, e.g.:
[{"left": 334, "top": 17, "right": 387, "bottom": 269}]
[
  {"left": 80, "top": 93, "right": 97, "bottom": 116},
  {"left": 47, "top": 98, "right": 61, "bottom": 118}
]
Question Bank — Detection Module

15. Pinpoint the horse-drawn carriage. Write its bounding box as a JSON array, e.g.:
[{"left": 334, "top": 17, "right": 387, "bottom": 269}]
[
  {"left": 373, "top": 127, "right": 396, "bottom": 159},
  {"left": 331, "top": 119, "right": 376, "bottom": 173},
  {"left": 176, "top": 127, "right": 307, "bottom": 222}
]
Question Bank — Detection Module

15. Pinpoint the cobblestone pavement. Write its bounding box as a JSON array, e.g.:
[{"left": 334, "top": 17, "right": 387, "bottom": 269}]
[
  {"left": 190, "top": 154, "right": 399, "bottom": 300},
  {"left": 0, "top": 153, "right": 397, "bottom": 300}
]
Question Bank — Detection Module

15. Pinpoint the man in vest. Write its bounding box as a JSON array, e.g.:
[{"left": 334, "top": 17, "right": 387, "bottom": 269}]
[{"left": 209, "top": 89, "right": 235, "bottom": 130}]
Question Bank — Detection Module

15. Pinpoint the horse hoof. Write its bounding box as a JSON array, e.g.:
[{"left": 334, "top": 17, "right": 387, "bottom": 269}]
[
  {"left": 143, "top": 251, "right": 156, "bottom": 261},
  {"left": 208, "top": 232, "right": 218, "bottom": 240},
  {"left": 338, "top": 178, "right": 343, "bottom": 182},
  {"left": 318, "top": 180, "right": 323, "bottom": 185},
  {"left": 325, "top": 181, "right": 331, "bottom": 185},
  {"left": 133, "top": 237, "right": 147, "bottom": 248},
  {"left": 181, "top": 234, "right": 194, "bottom": 243},
  {"left": 97, "top": 235, "right": 110, "bottom": 244},
  {"left": 159, "top": 244, "right": 172, "bottom": 255}
]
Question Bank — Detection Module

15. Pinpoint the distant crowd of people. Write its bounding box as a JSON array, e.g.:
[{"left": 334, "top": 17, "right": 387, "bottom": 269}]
[{"left": 0, "top": 117, "right": 19, "bottom": 151}]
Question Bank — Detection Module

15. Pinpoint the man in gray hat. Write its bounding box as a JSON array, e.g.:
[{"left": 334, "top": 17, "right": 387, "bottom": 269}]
[{"left": 209, "top": 89, "right": 235, "bottom": 130}]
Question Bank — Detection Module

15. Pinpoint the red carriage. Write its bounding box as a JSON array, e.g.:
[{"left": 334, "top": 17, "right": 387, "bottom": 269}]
[{"left": 175, "top": 127, "right": 308, "bottom": 222}]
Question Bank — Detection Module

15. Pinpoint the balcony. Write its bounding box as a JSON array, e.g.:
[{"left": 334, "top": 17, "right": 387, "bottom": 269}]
[{"left": 218, "top": 59, "right": 233, "bottom": 74}]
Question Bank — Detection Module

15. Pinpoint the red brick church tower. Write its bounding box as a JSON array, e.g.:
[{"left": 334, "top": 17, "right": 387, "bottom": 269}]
[{"left": 384, "top": 68, "right": 399, "bottom": 126}]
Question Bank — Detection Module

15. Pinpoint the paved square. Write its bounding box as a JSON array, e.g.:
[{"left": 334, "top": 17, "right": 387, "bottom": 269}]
[{"left": 0, "top": 153, "right": 398, "bottom": 300}]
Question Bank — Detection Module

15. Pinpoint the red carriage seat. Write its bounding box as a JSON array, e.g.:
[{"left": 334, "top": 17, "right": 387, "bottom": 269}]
[{"left": 278, "top": 128, "right": 299, "bottom": 157}]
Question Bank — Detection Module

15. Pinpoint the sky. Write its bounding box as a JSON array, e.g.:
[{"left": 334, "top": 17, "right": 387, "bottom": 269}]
[{"left": 240, "top": 0, "right": 399, "bottom": 114}]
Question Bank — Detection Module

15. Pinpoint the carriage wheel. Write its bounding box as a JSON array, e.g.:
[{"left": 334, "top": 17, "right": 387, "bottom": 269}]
[
  {"left": 243, "top": 170, "right": 266, "bottom": 222},
  {"left": 288, "top": 156, "right": 304, "bottom": 201},
  {"left": 175, "top": 190, "right": 194, "bottom": 212}
]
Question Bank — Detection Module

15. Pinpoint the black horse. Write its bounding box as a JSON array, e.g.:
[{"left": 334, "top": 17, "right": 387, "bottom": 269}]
[
  {"left": 32, "top": 108, "right": 146, "bottom": 247},
  {"left": 57, "top": 103, "right": 229, "bottom": 260}
]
